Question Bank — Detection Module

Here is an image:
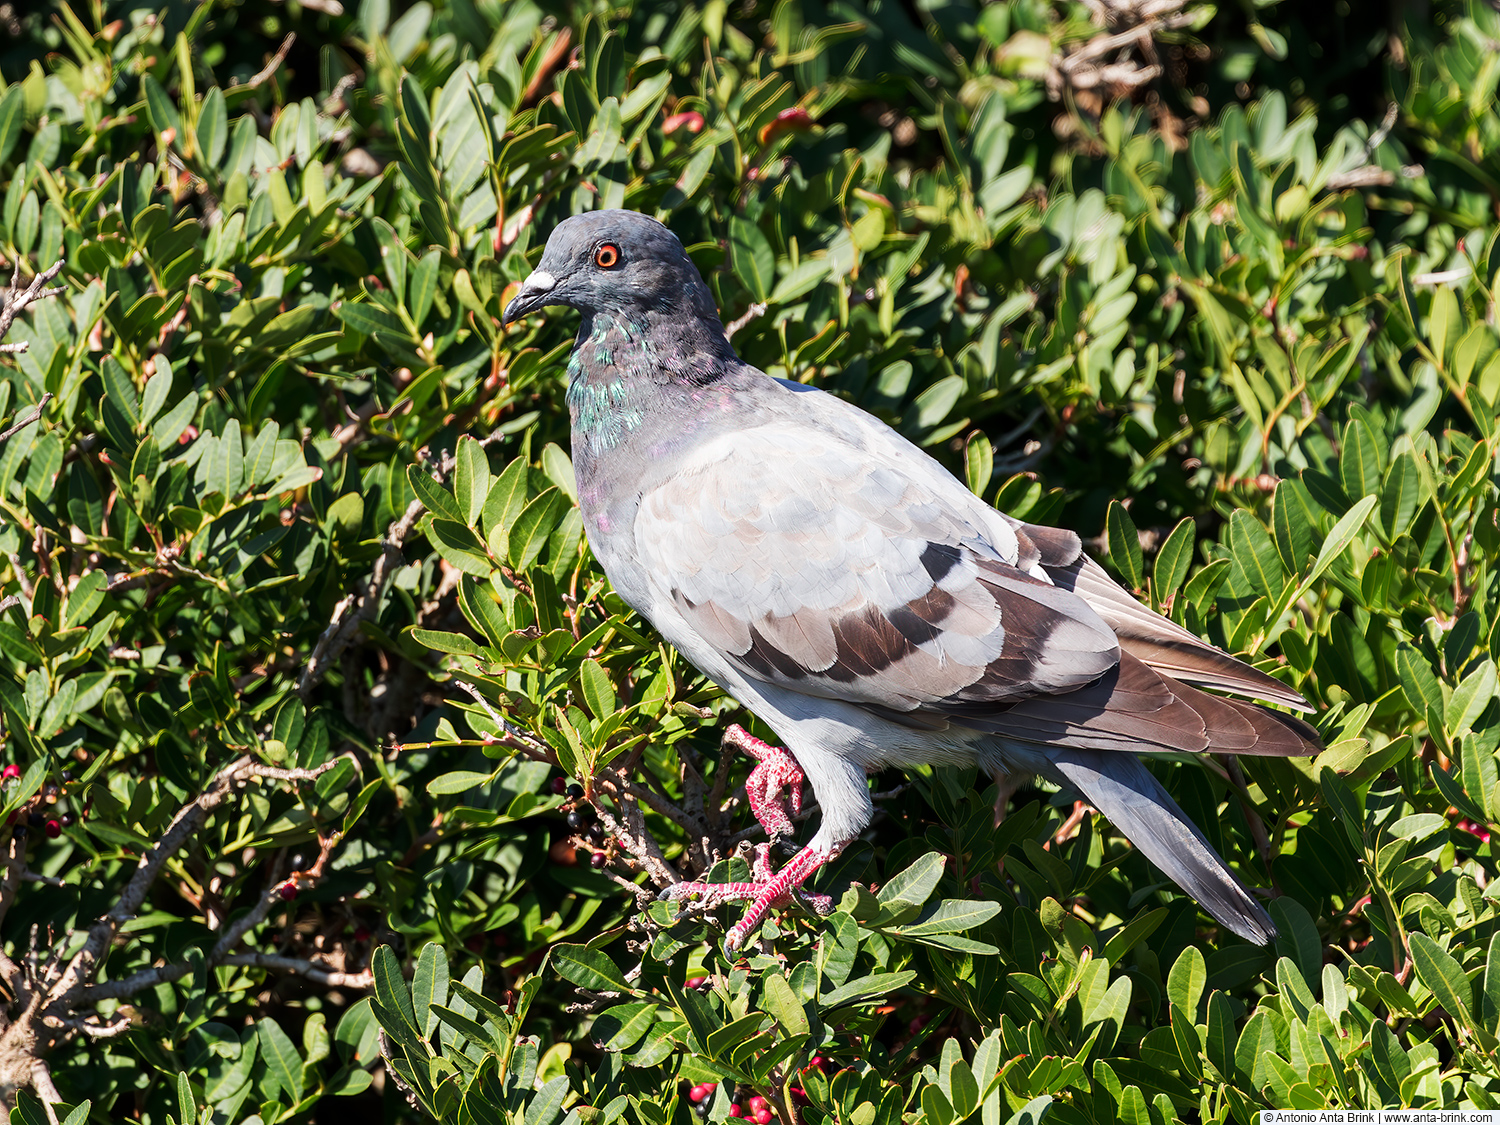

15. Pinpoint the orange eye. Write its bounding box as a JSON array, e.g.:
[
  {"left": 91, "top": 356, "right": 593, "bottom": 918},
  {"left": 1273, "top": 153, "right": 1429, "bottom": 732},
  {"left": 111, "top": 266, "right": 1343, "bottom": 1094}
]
[{"left": 594, "top": 243, "right": 620, "bottom": 269}]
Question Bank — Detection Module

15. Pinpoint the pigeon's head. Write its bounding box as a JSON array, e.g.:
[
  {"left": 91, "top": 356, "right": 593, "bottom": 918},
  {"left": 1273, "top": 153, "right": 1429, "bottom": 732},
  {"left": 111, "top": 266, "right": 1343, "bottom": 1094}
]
[{"left": 502, "top": 210, "right": 720, "bottom": 327}]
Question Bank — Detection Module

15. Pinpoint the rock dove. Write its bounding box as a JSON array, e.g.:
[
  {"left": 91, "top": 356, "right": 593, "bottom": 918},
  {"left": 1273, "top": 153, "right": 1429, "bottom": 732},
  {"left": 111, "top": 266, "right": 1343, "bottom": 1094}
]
[{"left": 503, "top": 209, "right": 1321, "bottom": 951}]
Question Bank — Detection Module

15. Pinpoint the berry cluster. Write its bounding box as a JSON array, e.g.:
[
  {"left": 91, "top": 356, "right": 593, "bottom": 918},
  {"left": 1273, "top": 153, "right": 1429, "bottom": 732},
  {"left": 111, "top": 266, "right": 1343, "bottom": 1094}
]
[
  {"left": 551, "top": 777, "right": 611, "bottom": 870},
  {"left": 4, "top": 765, "right": 81, "bottom": 845},
  {"left": 687, "top": 1081, "right": 814, "bottom": 1123}
]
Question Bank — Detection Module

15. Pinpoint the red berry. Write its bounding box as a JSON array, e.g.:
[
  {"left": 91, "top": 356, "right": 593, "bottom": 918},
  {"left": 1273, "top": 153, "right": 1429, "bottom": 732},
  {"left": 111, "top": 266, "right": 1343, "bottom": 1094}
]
[
  {"left": 2, "top": 765, "right": 20, "bottom": 781},
  {"left": 590, "top": 851, "right": 607, "bottom": 869},
  {"left": 551, "top": 777, "right": 567, "bottom": 795},
  {"left": 278, "top": 882, "right": 297, "bottom": 901},
  {"left": 754, "top": 1112, "right": 772, "bottom": 1125},
  {"left": 728, "top": 1107, "right": 743, "bottom": 1119},
  {"left": 685, "top": 976, "right": 705, "bottom": 989},
  {"left": 353, "top": 926, "right": 370, "bottom": 941},
  {"left": 689, "top": 1086, "right": 707, "bottom": 1103},
  {"left": 790, "top": 1088, "right": 807, "bottom": 1105},
  {"left": 748, "top": 1097, "right": 768, "bottom": 1113},
  {"left": 44, "top": 820, "right": 60, "bottom": 839}
]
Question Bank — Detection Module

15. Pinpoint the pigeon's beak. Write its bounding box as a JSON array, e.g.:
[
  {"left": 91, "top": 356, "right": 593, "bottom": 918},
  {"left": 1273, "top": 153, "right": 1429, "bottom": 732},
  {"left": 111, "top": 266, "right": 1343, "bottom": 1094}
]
[{"left": 503, "top": 270, "right": 558, "bottom": 324}]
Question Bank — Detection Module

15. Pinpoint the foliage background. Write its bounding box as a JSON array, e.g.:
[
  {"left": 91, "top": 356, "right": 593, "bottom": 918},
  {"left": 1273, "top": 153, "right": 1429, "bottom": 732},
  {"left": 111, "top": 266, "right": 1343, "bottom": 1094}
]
[{"left": 2, "top": 0, "right": 1500, "bottom": 1121}]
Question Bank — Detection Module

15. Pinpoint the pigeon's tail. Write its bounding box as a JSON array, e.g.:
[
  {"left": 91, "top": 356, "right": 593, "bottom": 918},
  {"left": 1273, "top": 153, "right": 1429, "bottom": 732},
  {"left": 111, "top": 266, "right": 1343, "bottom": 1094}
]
[{"left": 1047, "top": 747, "right": 1278, "bottom": 944}]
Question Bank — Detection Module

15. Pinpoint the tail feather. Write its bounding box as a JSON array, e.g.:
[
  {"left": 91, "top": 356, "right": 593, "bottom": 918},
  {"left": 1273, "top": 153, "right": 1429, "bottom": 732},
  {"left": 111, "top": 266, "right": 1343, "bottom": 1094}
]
[{"left": 1047, "top": 747, "right": 1277, "bottom": 944}]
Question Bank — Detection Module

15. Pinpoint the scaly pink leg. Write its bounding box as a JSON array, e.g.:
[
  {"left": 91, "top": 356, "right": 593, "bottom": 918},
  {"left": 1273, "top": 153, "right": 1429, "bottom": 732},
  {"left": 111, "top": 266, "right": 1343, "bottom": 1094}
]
[
  {"left": 661, "top": 842, "right": 836, "bottom": 953},
  {"left": 724, "top": 724, "right": 803, "bottom": 842}
]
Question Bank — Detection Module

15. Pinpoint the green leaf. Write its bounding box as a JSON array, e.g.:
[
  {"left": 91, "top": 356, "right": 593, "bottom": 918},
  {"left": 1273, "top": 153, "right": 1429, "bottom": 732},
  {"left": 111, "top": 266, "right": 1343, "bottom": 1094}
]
[
  {"left": 0, "top": 86, "right": 24, "bottom": 165},
  {"left": 579, "top": 658, "right": 617, "bottom": 720},
  {"left": 1410, "top": 932, "right": 1473, "bottom": 1019},
  {"left": 1166, "top": 946, "right": 1206, "bottom": 1015},
  {"left": 819, "top": 970, "right": 917, "bottom": 1010},
  {"left": 63, "top": 570, "right": 107, "bottom": 630},
  {"left": 965, "top": 433, "right": 993, "bottom": 497},
  {"left": 877, "top": 852, "right": 945, "bottom": 910},
  {"left": 1396, "top": 644, "right": 1444, "bottom": 719},
  {"left": 1339, "top": 418, "right": 1383, "bottom": 502},
  {"left": 409, "top": 627, "right": 484, "bottom": 656},
  {"left": 1303, "top": 494, "right": 1377, "bottom": 588},
  {"left": 427, "top": 770, "right": 494, "bottom": 795},
  {"left": 412, "top": 941, "right": 450, "bottom": 1039},
  {"left": 406, "top": 463, "right": 465, "bottom": 523},
  {"left": 454, "top": 435, "right": 490, "bottom": 527},
  {"left": 1153, "top": 517, "right": 1195, "bottom": 604},
  {"left": 141, "top": 74, "right": 182, "bottom": 138},
  {"left": 763, "top": 971, "right": 810, "bottom": 1041},
  {"left": 508, "top": 487, "right": 566, "bottom": 571},
  {"left": 371, "top": 945, "right": 420, "bottom": 1042},
  {"left": 1105, "top": 500, "right": 1144, "bottom": 590},
  {"left": 1448, "top": 659, "right": 1497, "bottom": 737},
  {"left": 888, "top": 899, "right": 1001, "bottom": 937},
  {"left": 1230, "top": 509, "right": 1286, "bottom": 598},
  {"left": 553, "top": 944, "right": 631, "bottom": 993},
  {"left": 197, "top": 87, "right": 228, "bottom": 166},
  {"left": 728, "top": 215, "right": 775, "bottom": 302},
  {"left": 258, "top": 1016, "right": 306, "bottom": 1104},
  {"left": 1273, "top": 478, "right": 1317, "bottom": 575},
  {"left": 1381, "top": 451, "right": 1421, "bottom": 538}
]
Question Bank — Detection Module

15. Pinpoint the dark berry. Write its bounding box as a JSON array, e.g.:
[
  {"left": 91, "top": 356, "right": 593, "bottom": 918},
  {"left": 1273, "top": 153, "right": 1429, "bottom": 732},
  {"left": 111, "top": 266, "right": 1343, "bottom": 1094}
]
[
  {"left": 26, "top": 812, "right": 42, "bottom": 828},
  {"left": 566, "top": 783, "right": 584, "bottom": 800},
  {"left": 288, "top": 853, "right": 306, "bottom": 871},
  {"left": 550, "top": 777, "right": 567, "bottom": 795},
  {"left": 60, "top": 770, "right": 73, "bottom": 783},
  {"left": 44, "top": 820, "right": 60, "bottom": 839},
  {"left": 587, "top": 822, "right": 605, "bottom": 842},
  {"left": 43, "top": 784, "right": 58, "bottom": 798},
  {"left": 278, "top": 882, "right": 297, "bottom": 901},
  {"left": 566, "top": 809, "right": 587, "bottom": 831},
  {"left": 590, "top": 851, "right": 607, "bottom": 869},
  {"left": 60, "top": 813, "right": 75, "bottom": 828},
  {"left": 11, "top": 826, "right": 25, "bottom": 839}
]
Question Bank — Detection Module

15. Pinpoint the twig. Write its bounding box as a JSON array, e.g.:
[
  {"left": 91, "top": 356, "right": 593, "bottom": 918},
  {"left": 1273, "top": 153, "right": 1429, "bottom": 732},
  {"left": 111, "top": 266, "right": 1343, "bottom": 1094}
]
[
  {"left": 30, "top": 1060, "right": 61, "bottom": 1125},
  {"left": 0, "top": 394, "right": 51, "bottom": 444},
  {"left": 220, "top": 952, "right": 373, "bottom": 989},
  {"left": 236, "top": 33, "right": 295, "bottom": 91},
  {"left": 724, "top": 302, "right": 767, "bottom": 341},
  {"left": 298, "top": 501, "right": 423, "bottom": 699},
  {"left": 0, "top": 260, "right": 66, "bottom": 349},
  {"left": 453, "top": 681, "right": 552, "bottom": 757},
  {"left": 39, "top": 1013, "right": 131, "bottom": 1040},
  {"left": 46, "top": 756, "right": 342, "bottom": 1011}
]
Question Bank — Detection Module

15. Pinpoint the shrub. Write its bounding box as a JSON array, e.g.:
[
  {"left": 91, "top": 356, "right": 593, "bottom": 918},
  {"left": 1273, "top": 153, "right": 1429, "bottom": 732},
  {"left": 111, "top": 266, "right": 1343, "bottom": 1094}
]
[{"left": 0, "top": 0, "right": 1498, "bottom": 1122}]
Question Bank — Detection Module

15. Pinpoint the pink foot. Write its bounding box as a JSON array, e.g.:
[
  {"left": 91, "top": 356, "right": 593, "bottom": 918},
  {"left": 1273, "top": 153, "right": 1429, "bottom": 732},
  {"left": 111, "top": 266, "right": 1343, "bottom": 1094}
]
[
  {"left": 661, "top": 842, "right": 834, "bottom": 953},
  {"left": 725, "top": 724, "right": 803, "bottom": 842}
]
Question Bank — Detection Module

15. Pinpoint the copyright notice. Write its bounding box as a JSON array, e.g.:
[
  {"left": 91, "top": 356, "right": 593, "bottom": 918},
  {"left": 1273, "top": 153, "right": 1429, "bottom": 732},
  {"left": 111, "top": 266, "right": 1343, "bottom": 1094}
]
[{"left": 1260, "top": 1115, "right": 1497, "bottom": 1124}]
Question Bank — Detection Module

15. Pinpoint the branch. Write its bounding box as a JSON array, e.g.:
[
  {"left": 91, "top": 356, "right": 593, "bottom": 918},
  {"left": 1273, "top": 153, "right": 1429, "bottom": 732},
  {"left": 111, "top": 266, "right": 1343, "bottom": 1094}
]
[
  {"left": 0, "top": 260, "right": 66, "bottom": 349},
  {"left": 45, "top": 755, "right": 343, "bottom": 1012},
  {"left": 220, "top": 953, "right": 372, "bottom": 989},
  {"left": 235, "top": 33, "right": 295, "bottom": 91},
  {"left": 724, "top": 302, "right": 766, "bottom": 341},
  {"left": 0, "top": 393, "right": 52, "bottom": 445},
  {"left": 300, "top": 494, "right": 434, "bottom": 700}
]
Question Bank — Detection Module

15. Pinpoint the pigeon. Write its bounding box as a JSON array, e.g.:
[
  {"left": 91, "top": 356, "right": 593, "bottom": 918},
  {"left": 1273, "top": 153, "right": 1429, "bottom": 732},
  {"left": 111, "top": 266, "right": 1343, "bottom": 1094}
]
[{"left": 502, "top": 209, "right": 1321, "bottom": 951}]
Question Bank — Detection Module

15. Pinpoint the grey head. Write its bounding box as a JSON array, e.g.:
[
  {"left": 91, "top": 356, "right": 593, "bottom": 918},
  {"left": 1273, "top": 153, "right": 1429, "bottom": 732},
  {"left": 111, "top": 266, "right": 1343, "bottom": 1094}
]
[{"left": 502, "top": 210, "right": 724, "bottom": 330}]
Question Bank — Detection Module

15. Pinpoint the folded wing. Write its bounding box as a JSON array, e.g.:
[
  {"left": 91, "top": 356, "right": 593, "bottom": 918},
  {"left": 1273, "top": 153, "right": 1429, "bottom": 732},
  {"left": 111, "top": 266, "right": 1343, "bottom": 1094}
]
[{"left": 636, "top": 423, "right": 1319, "bottom": 760}]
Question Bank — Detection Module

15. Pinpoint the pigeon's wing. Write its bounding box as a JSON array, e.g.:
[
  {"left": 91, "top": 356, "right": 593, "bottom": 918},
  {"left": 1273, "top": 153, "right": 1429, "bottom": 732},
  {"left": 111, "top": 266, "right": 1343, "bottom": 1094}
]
[
  {"left": 634, "top": 423, "right": 1120, "bottom": 715},
  {"left": 634, "top": 420, "right": 1320, "bottom": 759}
]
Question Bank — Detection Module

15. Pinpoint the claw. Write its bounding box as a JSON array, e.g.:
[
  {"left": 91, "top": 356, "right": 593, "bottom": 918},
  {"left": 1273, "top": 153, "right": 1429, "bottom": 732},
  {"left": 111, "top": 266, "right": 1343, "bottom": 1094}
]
[{"left": 724, "top": 724, "right": 805, "bottom": 841}]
